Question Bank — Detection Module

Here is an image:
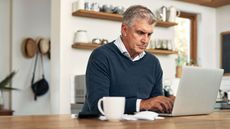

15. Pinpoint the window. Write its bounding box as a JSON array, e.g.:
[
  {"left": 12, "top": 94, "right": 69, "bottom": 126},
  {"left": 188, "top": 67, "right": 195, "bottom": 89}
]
[{"left": 175, "top": 12, "right": 197, "bottom": 65}]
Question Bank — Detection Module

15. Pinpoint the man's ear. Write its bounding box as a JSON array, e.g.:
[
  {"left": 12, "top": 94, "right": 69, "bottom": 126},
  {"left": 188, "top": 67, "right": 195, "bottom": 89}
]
[{"left": 121, "top": 24, "right": 127, "bottom": 36}]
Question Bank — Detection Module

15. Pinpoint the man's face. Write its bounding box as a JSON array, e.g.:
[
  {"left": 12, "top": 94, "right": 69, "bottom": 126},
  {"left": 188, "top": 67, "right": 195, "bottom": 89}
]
[{"left": 121, "top": 18, "right": 153, "bottom": 58}]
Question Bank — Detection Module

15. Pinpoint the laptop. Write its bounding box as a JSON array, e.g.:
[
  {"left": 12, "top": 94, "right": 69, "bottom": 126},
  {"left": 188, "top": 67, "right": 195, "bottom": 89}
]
[{"left": 160, "top": 66, "right": 223, "bottom": 116}]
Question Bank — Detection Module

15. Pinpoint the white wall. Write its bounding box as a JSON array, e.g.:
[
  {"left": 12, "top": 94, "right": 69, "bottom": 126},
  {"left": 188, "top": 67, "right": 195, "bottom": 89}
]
[
  {"left": 51, "top": 0, "right": 217, "bottom": 114},
  {"left": 11, "top": 0, "right": 51, "bottom": 115},
  {"left": 216, "top": 5, "right": 230, "bottom": 68},
  {"left": 0, "top": 0, "right": 11, "bottom": 109},
  {"left": 50, "top": 0, "right": 61, "bottom": 114},
  {"left": 0, "top": 1, "right": 10, "bottom": 75},
  {"left": 216, "top": 5, "right": 230, "bottom": 90}
]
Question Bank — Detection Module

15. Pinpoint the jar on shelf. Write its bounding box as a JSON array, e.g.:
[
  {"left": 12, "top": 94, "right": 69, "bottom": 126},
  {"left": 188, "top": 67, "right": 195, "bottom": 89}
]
[
  {"left": 72, "top": 0, "right": 85, "bottom": 12},
  {"left": 74, "top": 30, "right": 89, "bottom": 43}
]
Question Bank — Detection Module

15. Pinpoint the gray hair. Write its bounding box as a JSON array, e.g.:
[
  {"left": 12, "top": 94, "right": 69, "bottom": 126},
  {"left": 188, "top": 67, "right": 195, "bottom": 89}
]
[{"left": 122, "top": 5, "right": 156, "bottom": 27}]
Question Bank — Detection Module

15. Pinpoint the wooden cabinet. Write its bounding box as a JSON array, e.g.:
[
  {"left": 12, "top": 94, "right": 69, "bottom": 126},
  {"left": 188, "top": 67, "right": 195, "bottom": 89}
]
[
  {"left": 72, "top": 10, "right": 178, "bottom": 55},
  {"left": 0, "top": 109, "right": 14, "bottom": 116},
  {"left": 72, "top": 43, "right": 177, "bottom": 55}
]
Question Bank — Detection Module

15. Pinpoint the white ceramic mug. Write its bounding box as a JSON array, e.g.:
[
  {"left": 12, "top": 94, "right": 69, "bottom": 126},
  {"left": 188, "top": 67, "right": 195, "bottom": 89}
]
[
  {"left": 167, "top": 6, "right": 180, "bottom": 22},
  {"left": 160, "top": 6, "right": 167, "bottom": 21},
  {"left": 97, "top": 97, "right": 125, "bottom": 121}
]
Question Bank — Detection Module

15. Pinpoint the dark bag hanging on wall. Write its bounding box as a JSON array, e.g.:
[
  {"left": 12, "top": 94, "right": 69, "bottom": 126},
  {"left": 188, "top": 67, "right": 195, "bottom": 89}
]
[{"left": 31, "top": 51, "right": 49, "bottom": 100}]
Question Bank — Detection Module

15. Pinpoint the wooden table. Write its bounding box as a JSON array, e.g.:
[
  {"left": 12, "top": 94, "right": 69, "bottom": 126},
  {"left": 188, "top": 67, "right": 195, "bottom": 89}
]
[{"left": 0, "top": 110, "right": 230, "bottom": 129}]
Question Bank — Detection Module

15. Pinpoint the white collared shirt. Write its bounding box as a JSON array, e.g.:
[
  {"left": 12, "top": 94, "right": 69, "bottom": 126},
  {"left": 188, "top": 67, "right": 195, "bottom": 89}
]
[
  {"left": 114, "top": 36, "right": 146, "bottom": 62},
  {"left": 114, "top": 36, "right": 144, "bottom": 112}
]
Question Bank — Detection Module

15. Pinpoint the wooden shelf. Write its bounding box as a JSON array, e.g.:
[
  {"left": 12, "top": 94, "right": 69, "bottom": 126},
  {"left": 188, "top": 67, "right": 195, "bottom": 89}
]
[
  {"left": 72, "top": 43, "right": 177, "bottom": 55},
  {"left": 72, "top": 9, "right": 122, "bottom": 21},
  {"left": 72, "top": 10, "right": 178, "bottom": 27},
  {"left": 146, "top": 49, "right": 177, "bottom": 55},
  {"left": 176, "top": 0, "right": 230, "bottom": 8},
  {"left": 156, "top": 21, "right": 178, "bottom": 27},
  {"left": 72, "top": 42, "right": 100, "bottom": 49}
]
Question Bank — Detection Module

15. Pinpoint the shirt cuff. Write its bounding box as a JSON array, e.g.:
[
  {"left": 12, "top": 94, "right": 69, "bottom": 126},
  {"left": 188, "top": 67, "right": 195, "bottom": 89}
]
[{"left": 136, "top": 99, "right": 142, "bottom": 112}]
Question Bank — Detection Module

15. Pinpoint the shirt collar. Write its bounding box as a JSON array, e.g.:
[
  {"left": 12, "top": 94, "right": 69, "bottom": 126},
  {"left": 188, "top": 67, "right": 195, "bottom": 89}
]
[{"left": 114, "top": 36, "right": 146, "bottom": 61}]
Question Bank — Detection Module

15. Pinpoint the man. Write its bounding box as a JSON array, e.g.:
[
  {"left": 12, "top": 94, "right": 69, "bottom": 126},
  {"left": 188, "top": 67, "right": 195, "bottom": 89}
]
[{"left": 81, "top": 5, "right": 174, "bottom": 114}]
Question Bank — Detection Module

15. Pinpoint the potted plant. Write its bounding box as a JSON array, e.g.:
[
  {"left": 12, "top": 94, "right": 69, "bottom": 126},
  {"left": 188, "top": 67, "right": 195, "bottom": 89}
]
[
  {"left": 175, "top": 51, "right": 187, "bottom": 78},
  {"left": 0, "top": 71, "right": 18, "bottom": 110}
]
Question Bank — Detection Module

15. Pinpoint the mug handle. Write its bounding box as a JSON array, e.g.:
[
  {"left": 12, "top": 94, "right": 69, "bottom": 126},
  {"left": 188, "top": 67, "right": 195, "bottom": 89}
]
[{"left": 97, "top": 98, "right": 105, "bottom": 115}]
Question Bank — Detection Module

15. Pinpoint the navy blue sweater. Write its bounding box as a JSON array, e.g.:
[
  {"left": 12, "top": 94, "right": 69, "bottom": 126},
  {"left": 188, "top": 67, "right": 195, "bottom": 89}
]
[{"left": 81, "top": 42, "right": 163, "bottom": 114}]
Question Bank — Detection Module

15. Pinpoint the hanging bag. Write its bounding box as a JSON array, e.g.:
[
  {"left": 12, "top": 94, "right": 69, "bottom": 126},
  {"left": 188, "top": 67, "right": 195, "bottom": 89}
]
[{"left": 31, "top": 51, "right": 49, "bottom": 101}]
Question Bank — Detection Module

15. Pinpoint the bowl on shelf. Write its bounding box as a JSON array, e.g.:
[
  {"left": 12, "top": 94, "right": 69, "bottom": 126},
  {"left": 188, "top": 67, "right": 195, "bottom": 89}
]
[
  {"left": 100, "top": 4, "right": 114, "bottom": 13},
  {"left": 112, "top": 6, "right": 125, "bottom": 15},
  {"left": 92, "top": 38, "right": 101, "bottom": 44},
  {"left": 74, "top": 30, "right": 89, "bottom": 43}
]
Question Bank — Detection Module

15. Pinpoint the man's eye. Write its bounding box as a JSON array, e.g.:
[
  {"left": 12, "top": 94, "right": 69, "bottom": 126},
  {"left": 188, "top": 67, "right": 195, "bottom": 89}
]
[
  {"left": 136, "top": 31, "right": 152, "bottom": 37},
  {"left": 148, "top": 33, "right": 152, "bottom": 37},
  {"left": 137, "top": 31, "right": 145, "bottom": 35}
]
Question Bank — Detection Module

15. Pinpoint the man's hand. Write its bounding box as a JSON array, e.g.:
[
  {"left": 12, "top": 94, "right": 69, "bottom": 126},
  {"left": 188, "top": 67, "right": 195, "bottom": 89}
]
[{"left": 140, "top": 96, "right": 175, "bottom": 113}]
